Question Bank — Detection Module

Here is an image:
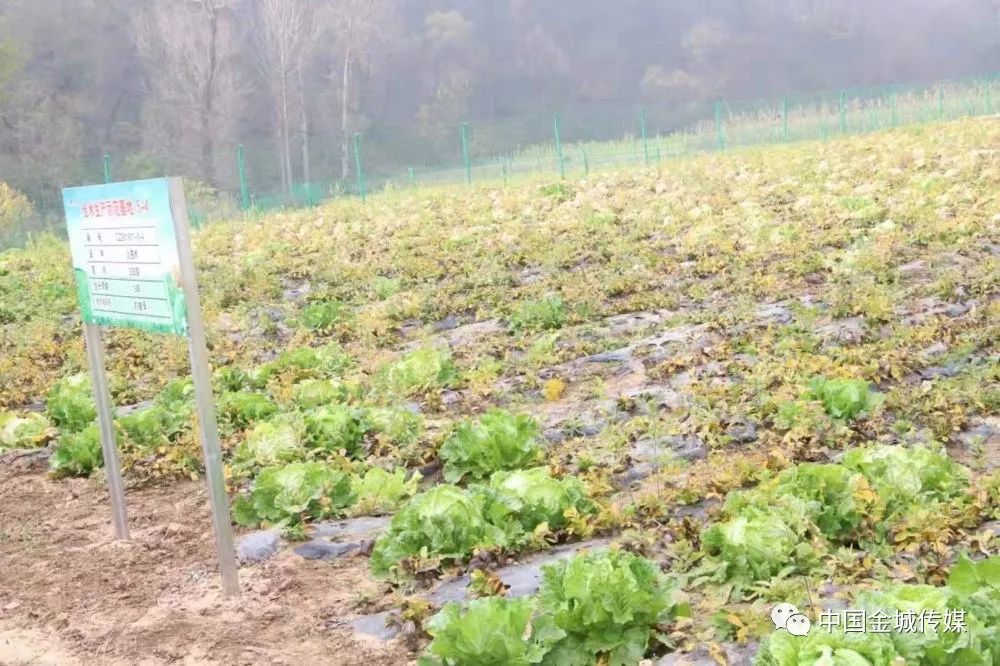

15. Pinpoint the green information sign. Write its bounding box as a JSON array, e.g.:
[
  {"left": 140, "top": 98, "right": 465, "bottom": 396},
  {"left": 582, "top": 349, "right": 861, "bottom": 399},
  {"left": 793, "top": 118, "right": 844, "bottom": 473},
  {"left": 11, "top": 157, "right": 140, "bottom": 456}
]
[
  {"left": 62, "top": 177, "right": 239, "bottom": 595},
  {"left": 63, "top": 178, "right": 188, "bottom": 336}
]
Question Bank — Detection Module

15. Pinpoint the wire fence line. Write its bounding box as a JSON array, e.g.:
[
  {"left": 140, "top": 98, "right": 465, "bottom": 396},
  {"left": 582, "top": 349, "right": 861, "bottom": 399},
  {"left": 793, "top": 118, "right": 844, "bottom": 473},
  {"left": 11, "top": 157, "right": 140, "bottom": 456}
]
[{"left": 3, "top": 72, "right": 998, "bottom": 249}]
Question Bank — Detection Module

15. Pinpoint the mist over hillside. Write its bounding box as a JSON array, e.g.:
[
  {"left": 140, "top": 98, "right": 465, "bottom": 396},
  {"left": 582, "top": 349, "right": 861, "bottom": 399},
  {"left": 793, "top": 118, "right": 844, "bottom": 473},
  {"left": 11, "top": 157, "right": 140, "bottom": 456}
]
[{"left": 1, "top": 0, "right": 998, "bottom": 199}]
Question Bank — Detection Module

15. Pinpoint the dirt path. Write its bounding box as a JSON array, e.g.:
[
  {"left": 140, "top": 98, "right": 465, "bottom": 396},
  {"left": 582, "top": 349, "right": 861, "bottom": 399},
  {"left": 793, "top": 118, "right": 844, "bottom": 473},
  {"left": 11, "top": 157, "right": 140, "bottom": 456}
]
[
  {"left": 0, "top": 624, "right": 81, "bottom": 665},
  {"left": 0, "top": 456, "right": 410, "bottom": 666}
]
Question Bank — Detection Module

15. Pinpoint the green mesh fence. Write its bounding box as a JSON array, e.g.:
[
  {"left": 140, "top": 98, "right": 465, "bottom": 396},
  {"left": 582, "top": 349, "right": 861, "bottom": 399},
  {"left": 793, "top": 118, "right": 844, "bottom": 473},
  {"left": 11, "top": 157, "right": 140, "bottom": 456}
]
[{"left": 3, "top": 72, "right": 998, "bottom": 249}]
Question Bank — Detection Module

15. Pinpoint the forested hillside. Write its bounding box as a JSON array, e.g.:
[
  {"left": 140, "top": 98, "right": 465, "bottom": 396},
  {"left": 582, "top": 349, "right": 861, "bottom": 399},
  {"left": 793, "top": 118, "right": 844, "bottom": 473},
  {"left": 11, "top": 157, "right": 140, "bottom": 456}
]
[{"left": 1, "top": 0, "right": 999, "bottom": 204}]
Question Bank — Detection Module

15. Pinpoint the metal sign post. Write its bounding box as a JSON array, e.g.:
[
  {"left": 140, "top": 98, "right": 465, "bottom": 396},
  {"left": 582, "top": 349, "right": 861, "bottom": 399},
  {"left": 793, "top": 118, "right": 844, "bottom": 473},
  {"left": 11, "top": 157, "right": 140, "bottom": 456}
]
[
  {"left": 168, "top": 179, "right": 239, "bottom": 596},
  {"left": 62, "top": 177, "right": 239, "bottom": 596},
  {"left": 82, "top": 323, "right": 129, "bottom": 540}
]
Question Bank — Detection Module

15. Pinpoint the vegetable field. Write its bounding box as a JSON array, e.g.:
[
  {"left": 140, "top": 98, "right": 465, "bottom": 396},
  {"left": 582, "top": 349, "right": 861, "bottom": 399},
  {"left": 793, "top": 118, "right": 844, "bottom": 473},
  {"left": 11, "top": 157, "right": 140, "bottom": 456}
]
[{"left": 0, "top": 118, "right": 998, "bottom": 665}]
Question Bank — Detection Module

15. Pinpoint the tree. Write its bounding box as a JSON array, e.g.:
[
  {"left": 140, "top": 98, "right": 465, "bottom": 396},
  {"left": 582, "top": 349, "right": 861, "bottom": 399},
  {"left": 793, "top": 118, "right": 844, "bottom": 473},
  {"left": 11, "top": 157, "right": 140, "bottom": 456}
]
[
  {"left": 416, "top": 9, "right": 477, "bottom": 143},
  {"left": 324, "top": 0, "right": 396, "bottom": 180},
  {"left": 135, "top": 0, "right": 243, "bottom": 187},
  {"left": 251, "top": 0, "right": 315, "bottom": 195},
  {"left": 0, "top": 0, "right": 129, "bottom": 201}
]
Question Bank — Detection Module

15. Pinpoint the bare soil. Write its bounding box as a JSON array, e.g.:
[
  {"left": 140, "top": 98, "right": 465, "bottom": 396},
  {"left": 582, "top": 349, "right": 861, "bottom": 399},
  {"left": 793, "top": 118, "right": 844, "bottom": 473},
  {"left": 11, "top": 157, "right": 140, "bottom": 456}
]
[{"left": 0, "top": 453, "right": 410, "bottom": 666}]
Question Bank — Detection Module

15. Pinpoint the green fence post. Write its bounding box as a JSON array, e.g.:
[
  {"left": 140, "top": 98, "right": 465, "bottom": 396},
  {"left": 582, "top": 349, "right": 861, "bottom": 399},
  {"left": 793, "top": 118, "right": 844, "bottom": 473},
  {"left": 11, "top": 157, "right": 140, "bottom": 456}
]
[
  {"left": 781, "top": 97, "right": 789, "bottom": 142},
  {"left": 655, "top": 146, "right": 661, "bottom": 165},
  {"left": 501, "top": 158, "right": 509, "bottom": 187},
  {"left": 581, "top": 147, "right": 589, "bottom": 175},
  {"left": 408, "top": 167, "right": 415, "bottom": 189},
  {"left": 103, "top": 153, "right": 112, "bottom": 184},
  {"left": 938, "top": 83, "right": 945, "bottom": 119},
  {"left": 353, "top": 133, "right": 366, "bottom": 202},
  {"left": 640, "top": 107, "right": 649, "bottom": 165},
  {"left": 839, "top": 90, "right": 847, "bottom": 134},
  {"left": 237, "top": 145, "right": 250, "bottom": 211},
  {"left": 553, "top": 113, "right": 565, "bottom": 178},
  {"left": 715, "top": 101, "right": 726, "bottom": 151},
  {"left": 461, "top": 122, "right": 472, "bottom": 184},
  {"left": 890, "top": 87, "right": 899, "bottom": 127},
  {"left": 985, "top": 77, "right": 993, "bottom": 115}
]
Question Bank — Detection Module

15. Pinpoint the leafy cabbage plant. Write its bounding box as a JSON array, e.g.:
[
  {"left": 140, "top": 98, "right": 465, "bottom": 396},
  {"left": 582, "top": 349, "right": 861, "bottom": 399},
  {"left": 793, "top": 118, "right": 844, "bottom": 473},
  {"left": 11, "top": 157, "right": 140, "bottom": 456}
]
[
  {"left": 214, "top": 366, "right": 253, "bottom": 393},
  {"left": 369, "top": 466, "right": 597, "bottom": 578},
  {"left": 440, "top": 409, "right": 544, "bottom": 482},
  {"left": 351, "top": 467, "right": 422, "bottom": 515},
  {"left": 856, "top": 583, "right": 989, "bottom": 664},
  {"left": 49, "top": 425, "right": 103, "bottom": 477},
  {"left": 767, "top": 463, "right": 880, "bottom": 543},
  {"left": 840, "top": 444, "right": 968, "bottom": 516},
  {"left": 0, "top": 412, "right": 50, "bottom": 450},
  {"left": 853, "top": 556, "right": 1000, "bottom": 665},
  {"left": 232, "top": 416, "right": 305, "bottom": 469},
  {"left": 538, "top": 548, "right": 680, "bottom": 666},
  {"left": 948, "top": 555, "right": 1000, "bottom": 661},
  {"left": 754, "top": 626, "right": 900, "bottom": 666},
  {"left": 232, "top": 461, "right": 355, "bottom": 527},
  {"left": 476, "top": 467, "right": 596, "bottom": 540},
  {"left": 367, "top": 406, "right": 424, "bottom": 447},
  {"left": 419, "top": 597, "right": 564, "bottom": 666},
  {"left": 379, "top": 346, "right": 458, "bottom": 397},
  {"left": 805, "top": 377, "right": 881, "bottom": 422},
  {"left": 298, "top": 300, "right": 345, "bottom": 333},
  {"left": 117, "top": 405, "right": 187, "bottom": 450},
  {"left": 303, "top": 405, "right": 367, "bottom": 457},
  {"left": 46, "top": 373, "right": 96, "bottom": 433},
  {"left": 154, "top": 378, "right": 195, "bottom": 415},
  {"left": 250, "top": 344, "right": 353, "bottom": 388},
  {"left": 510, "top": 295, "right": 567, "bottom": 332},
  {"left": 700, "top": 505, "right": 813, "bottom": 584},
  {"left": 369, "top": 484, "right": 508, "bottom": 578},
  {"left": 217, "top": 391, "right": 278, "bottom": 432},
  {"left": 291, "top": 378, "right": 352, "bottom": 409}
]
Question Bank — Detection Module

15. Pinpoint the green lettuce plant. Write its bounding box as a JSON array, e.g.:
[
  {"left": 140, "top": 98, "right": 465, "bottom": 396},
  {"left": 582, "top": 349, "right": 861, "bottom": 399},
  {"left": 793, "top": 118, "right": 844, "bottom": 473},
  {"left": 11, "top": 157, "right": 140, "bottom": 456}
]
[
  {"left": 754, "top": 626, "right": 900, "bottom": 666},
  {"left": 351, "top": 467, "right": 422, "bottom": 515},
  {"left": 769, "top": 463, "right": 879, "bottom": 542},
  {"left": 440, "top": 409, "right": 544, "bottom": 482},
  {"left": 217, "top": 391, "right": 278, "bottom": 432},
  {"left": 369, "top": 484, "right": 508, "bottom": 578},
  {"left": 510, "top": 295, "right": 567, "bottom": 332},
  {"left": 840, "top": 444, "right": 968, "bottom": 516},
  {"left": 420, "top": 597, "right": 564, "bottom": 666},
  {"left": 299, "top": 300, "right": 344, "bottom": 333},
  {"left": 232, "top": 461, "right": 355, "bottom": 527},
  {"left": 291, "top": 378, "right": 351, "bottom": 409},
  {"left": 476, "top": 467, "right": 596, "bottom": 540},
  {"left": 0, "top": 412, "right": 50, "bottom": 450},
  {"left": 45, "top": 373, "right": 96, "bottom": 433},
  {"left": 754, "top": 555, "right": 1000, "bottom": 665},
  {"left": 117, "top": 405, "right": 187, "bottom": 450},
  {"left": 49, "top": 425, "right": 103, "bottom": 477},
  {"left": 948, "top": 555, "right": 1000, "bottom": 660},
  {"left": 538, "top": 549, "right": 680, "bottom": 666},
  {"left": 302, "top": 405, "right": 367, "bottom": 457},
  {"left": 701, "top": 504, "right": 808, "bottom": 582},
  {"left": 250, "top": 344, "right": 353, "bottom": 387},
  {"left": 380, "top": 347, "right": 458, "bottom": 397},
  {"left": 367, "top": 406, "right": 425, "bottom": 447},
  {"left": 154, "top": 378, "right": 195, "bottom": 414},
  {"left": 232, "top": 416, "right": 305, "bottom": 469},
  {"left": 214, "top": 366, "right": 252, "bottom": 393},
  {"left": 856, "top": 583, "right": 989, "bottom": 664},
  {"left": 805, "top": 377, "right": 881, "bottom": 422}
]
